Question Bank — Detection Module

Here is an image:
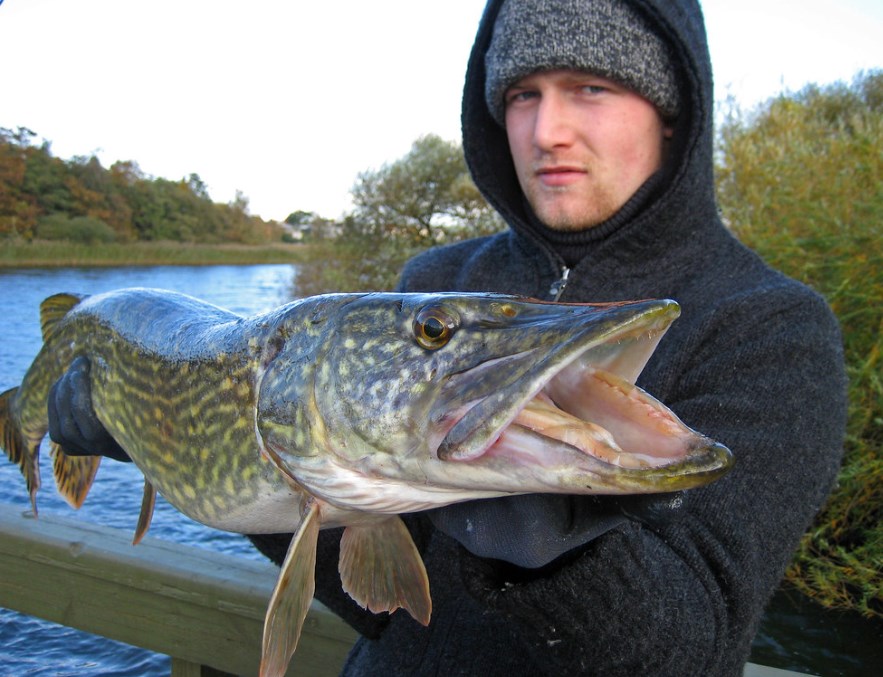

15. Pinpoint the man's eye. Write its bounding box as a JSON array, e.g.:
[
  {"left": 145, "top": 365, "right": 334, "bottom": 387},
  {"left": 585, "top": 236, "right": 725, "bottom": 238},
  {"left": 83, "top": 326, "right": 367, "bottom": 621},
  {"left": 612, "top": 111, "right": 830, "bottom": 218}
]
[
  {"left": 581, "top": 85, "right": 606, "bottom": 95},
  {"left": 506, "top": 90, "right": 537, "bottom": 105}
]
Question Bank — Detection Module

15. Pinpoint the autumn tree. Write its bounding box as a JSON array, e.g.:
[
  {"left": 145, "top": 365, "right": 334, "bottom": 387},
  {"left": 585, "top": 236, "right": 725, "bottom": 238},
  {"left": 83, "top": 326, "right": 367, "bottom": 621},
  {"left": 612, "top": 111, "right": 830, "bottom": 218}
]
[
  {"left": 0, "top": 130, "right": 284, "bottom": 245},
  {"left": 0, "top": 127, "right": 39, "bottom": 237}
]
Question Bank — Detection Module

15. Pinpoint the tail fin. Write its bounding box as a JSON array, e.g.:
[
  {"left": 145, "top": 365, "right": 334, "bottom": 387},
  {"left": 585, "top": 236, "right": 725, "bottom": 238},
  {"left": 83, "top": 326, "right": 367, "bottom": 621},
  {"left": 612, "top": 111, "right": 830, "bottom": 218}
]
[
  {"left": 0, "top": 387, "right": 41, "bottom": 514},
  {"left": 1, "top": 294, "right": 87, "bottom": 515}
]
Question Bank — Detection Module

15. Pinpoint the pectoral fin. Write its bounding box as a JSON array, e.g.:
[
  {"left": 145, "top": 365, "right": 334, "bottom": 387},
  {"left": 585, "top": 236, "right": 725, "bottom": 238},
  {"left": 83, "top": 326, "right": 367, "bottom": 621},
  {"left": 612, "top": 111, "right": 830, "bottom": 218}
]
[
  {"left": 50, "top": 441, "right": 101, "bottom": 509},
  {"left": 338, "top": 517, "right": 431, "bottom": 626},
  {"left": 133, "top": 480, "right": 156, "bottom": 545},
  {"left": 260, "top": 500, "right": 320, "bottom": 677}
]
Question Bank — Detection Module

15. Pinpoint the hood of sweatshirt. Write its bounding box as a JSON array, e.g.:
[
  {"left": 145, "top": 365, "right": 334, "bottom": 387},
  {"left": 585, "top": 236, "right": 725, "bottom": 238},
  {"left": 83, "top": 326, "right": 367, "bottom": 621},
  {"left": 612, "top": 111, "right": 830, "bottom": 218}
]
[{"left": 461, "top": 0, "right": 719, "bottom": 276}]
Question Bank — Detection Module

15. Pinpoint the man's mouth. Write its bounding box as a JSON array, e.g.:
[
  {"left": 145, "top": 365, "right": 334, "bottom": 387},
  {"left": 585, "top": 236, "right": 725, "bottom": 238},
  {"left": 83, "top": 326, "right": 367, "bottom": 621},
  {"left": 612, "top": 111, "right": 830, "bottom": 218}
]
[{"left": 536, "top": 165, "right": 586, "bottom": 187}]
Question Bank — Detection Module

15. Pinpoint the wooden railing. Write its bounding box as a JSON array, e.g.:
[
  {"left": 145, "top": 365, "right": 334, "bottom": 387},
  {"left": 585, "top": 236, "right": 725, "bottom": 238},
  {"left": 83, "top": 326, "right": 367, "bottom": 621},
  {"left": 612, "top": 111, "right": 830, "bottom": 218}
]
[
  {"left": 0, "top": 501, "right": 356, "bottom": 676},
  {"left": 0, "top": 501, "right": 805, "bottom": 677}
]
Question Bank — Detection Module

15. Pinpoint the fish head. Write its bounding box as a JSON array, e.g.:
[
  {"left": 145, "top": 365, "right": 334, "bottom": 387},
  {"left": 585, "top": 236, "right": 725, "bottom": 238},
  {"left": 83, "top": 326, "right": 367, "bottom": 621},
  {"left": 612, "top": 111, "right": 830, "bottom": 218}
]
[{"left": 257, "top": 293, "right": 733, "bottom": 515}]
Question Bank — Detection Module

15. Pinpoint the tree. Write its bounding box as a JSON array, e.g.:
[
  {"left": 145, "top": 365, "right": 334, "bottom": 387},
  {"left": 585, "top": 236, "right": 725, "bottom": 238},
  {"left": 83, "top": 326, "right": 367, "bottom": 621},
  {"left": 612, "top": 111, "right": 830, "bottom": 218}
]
[
  {"left": 67, "top": 156, "right": 128, "bottom": 232},
  {"left": 0, "top": 127, "right": 39, "bottom": 237},
  {"left": 0, "top": 129, "right": 282, "bottom": 246},
  {"left": 294, "top": 135, "right": 505, "bottom": 295},
  {"left": 187, "top": 173, "right": 210, "bottom": 200},
  {"left": 350, "top": 134, "right": 502, "bottom": 244},
  {"left": 285, "top": 210, "right": 316, "bottom": 227},
  {"left": 22, "top": 143, "right": 75, "bottom": 215}
]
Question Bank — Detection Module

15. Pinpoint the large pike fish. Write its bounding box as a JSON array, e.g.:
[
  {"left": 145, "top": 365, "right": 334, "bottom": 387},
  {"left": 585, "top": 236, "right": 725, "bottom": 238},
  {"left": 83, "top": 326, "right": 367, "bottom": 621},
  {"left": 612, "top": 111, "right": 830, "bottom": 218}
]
[{"left": 1, "top": 289, "right": 732, "bottom": 676}]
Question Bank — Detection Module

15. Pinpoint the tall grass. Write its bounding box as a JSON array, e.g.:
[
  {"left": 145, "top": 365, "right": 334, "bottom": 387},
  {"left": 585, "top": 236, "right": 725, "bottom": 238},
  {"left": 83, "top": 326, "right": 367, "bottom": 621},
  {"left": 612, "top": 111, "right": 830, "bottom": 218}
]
[{"left": 716, "top": 71, "right": 882, "bottom": 617}]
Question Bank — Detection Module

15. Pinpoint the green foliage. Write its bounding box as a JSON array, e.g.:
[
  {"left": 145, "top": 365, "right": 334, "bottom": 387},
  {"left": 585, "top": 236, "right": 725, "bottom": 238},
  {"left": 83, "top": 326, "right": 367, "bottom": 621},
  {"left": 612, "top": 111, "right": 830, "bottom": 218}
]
[
  {"left": 715, "top": 70, "right": 882, "bottom": 617},
  {"left": 36, "top": 213, "right": 117, "bottom": 244},
  {"left": 0, "top": 129, "right": 284, "bottom": 245},
  {"left": 294, "top": 217, "right": 425, "bottom": 296},
  {"left": 350, "top": 134, "right": 503, "bottom": 246},
  {"left": 295, "top": 135, "right": 503, "bottom": 295},
  {"left": 285, "top": 210, "right": 316, "bottom": 227},
  {"left": 0, "top": 128, "right": 40, "bottom": 238}
]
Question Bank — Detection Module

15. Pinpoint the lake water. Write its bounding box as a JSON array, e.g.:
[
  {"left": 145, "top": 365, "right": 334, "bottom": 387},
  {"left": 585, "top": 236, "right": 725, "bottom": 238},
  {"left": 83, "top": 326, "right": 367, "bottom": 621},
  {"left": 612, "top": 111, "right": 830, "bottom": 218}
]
[{"left": 0, "top": 264, "right": 879, "bottom": 676}]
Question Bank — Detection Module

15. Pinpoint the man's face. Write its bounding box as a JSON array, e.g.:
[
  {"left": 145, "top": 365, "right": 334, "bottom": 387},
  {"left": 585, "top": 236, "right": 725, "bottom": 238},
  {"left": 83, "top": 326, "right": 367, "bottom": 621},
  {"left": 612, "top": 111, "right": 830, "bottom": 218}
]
[{"left": 504, "top": 69, "right": 672, "bottom": 231}]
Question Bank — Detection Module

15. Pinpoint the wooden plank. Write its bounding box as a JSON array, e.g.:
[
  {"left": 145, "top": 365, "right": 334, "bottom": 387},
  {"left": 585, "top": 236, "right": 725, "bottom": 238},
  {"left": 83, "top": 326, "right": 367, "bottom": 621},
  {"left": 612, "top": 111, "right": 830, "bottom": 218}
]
[{"left": 0, "top": 502, "right": 356, "bottom": 676}]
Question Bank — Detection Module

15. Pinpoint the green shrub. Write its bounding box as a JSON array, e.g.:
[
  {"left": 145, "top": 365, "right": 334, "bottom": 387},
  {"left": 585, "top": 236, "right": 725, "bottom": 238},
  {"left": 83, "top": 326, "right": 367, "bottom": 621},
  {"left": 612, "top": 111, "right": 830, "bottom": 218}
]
[
  {"left": 294, "top": 231, "right": 426, "bottom": 296},
  {"left": 716, "top": 71, "right": 882, "bottom": 617},
  {"left": 36, "top": 213, "right": 118, "bottom": 244}
]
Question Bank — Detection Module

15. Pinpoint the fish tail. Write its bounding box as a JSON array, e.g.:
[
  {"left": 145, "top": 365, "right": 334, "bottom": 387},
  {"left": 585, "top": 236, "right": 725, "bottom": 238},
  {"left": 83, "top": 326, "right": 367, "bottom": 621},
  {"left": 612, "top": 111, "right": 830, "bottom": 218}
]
[
  {"left": 0, "top": 292, "right": 88, "bottom": 514},
  {"left": 0, "top": 387, "right": 41, "bottom": 514}
]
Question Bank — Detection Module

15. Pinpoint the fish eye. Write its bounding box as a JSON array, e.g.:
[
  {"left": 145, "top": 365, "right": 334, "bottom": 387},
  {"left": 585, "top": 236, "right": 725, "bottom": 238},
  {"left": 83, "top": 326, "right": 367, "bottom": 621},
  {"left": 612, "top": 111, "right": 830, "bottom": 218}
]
[{"left": 414, "top": 305, "right": 458, "bottom": 350}]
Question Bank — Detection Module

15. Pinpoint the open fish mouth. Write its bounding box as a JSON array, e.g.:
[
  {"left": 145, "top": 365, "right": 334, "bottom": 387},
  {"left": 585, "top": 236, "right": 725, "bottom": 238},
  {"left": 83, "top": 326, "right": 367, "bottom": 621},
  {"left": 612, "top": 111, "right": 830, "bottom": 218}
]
[{"left": 434, "top": 300, "right": 733, "bottom": 492}]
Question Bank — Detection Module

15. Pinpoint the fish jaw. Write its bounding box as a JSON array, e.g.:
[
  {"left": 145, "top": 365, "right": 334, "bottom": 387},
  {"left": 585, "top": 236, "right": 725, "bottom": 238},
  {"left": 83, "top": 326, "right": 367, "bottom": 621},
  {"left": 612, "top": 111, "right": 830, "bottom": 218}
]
[
  {"left": 448, "top": 373, "right": 734, "bottom": 495},
  {"left": 431, "top": 299, "right": 678, "bottom": 462}
]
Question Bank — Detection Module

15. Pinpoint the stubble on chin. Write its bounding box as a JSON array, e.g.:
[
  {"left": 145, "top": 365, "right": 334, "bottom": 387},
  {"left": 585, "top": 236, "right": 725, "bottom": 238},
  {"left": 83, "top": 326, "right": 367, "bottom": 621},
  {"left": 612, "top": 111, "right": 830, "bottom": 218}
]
[{"left": 526, "top": 185, "right": 618, "bottom": 232}]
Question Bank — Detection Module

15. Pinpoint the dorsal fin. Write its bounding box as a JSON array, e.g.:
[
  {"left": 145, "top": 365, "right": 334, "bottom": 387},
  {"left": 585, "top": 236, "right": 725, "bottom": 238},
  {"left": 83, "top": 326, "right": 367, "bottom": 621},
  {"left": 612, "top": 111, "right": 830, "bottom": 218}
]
[
  {"left": 39, "top": 293, "right": 85, "bottom": 341},
  {"left": 261, "top": 500, "right": 320, "bottom": 677},
  {"left": 133, "top": 480, "right": 157, "bottom": 545},
  {"left": 338, "top": 516, "right": 432, "bottom": 626},
  {"left": 50, "top": 441, "right": 101, "bottom": 509}
]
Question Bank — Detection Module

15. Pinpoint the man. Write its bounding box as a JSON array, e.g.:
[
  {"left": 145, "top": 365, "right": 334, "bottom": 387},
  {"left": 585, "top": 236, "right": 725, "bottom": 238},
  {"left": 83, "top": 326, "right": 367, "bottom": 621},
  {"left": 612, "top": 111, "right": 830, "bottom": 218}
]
[
  {"left": 51, "top": 0, "right": 847, "bottom": 674},
  {"left": 254, "top": 0, "right": 847, "bottom": 673}
]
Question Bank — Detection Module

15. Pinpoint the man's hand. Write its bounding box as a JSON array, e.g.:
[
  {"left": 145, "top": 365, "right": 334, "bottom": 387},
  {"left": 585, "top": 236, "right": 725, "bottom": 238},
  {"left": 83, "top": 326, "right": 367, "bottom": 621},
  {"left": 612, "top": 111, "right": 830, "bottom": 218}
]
[
  {"left": 612, "top": 491, "right": 686, "bottom": 530},
  {"left": 427, "top": 490, "right": 686, "bottom": 568},
  {"left": 47, "top": 356, "right": 131, "bottom": 462}
]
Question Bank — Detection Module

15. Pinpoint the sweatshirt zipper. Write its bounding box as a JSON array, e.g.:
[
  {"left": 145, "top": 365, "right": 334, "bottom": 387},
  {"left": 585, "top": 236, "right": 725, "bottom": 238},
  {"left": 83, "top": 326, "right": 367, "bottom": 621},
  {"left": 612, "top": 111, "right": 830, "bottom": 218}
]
[{"left": 549, "top": 265, "right": 571, "bottom": 301}]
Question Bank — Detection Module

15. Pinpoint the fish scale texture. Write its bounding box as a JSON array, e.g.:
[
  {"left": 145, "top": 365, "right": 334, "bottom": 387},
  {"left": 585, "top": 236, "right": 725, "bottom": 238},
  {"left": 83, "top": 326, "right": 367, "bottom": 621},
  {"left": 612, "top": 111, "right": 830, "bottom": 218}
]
[{"left": 250, "top": 0, "right": 847, "bottom": 674}]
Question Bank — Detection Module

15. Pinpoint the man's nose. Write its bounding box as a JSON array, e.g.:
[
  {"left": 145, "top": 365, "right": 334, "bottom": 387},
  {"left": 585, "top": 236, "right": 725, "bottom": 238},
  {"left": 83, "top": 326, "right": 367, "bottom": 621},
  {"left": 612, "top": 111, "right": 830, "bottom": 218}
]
[{"left": 533, "top": 94, "right": 575, "bottom": 150}]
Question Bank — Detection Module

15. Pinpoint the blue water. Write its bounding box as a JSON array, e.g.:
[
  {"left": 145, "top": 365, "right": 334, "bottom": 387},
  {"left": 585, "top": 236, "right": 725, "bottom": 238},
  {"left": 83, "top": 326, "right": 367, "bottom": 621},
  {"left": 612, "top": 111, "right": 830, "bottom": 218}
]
[{"left": 0, "top": 264, "right": 298, "bottom": 676}]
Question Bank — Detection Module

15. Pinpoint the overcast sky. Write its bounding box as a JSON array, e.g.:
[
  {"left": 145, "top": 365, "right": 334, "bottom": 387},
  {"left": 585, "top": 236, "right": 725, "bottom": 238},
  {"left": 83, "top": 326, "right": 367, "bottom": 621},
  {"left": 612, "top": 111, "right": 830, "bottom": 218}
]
[{"left": 1, "top": 0, "right": 880, "bottom": 222}]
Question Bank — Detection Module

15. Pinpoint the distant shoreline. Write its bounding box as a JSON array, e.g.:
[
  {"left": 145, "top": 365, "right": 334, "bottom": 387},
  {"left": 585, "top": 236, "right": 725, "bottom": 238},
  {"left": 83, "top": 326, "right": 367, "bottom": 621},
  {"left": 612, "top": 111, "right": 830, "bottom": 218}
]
[{"left": 1, "top": 240, "right": 312, "bottom": 268}]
